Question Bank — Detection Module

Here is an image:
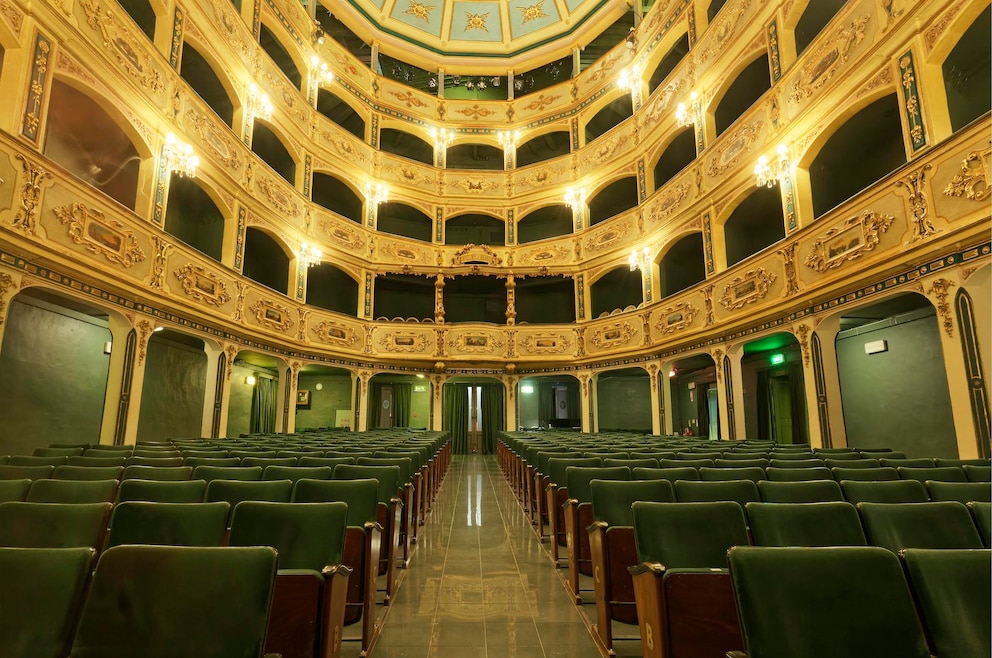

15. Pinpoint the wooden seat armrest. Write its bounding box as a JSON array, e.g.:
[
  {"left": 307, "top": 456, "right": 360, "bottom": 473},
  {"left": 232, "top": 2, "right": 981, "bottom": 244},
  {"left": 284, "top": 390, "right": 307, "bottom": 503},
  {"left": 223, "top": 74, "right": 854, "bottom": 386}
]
[
  {"left": 364, "top": 521, "right": 384, "bottom": 533},
  {"left": 726, "top": 652, "right": 748, "bottom": 658},
  {"left": 628, "top": 562, "right": 665, "bottom": 577},
  {"left": 565, "top": 497, "right": 579, "bottom": 507},
  {"left": 390, "top": 496, "right": 403, "bottom": 509},
  {"left": 587, "top": 520, "right": 608, "bottom": 534},
  {"left": 320, "top": 564, "right": 354, "bottom": 579}
]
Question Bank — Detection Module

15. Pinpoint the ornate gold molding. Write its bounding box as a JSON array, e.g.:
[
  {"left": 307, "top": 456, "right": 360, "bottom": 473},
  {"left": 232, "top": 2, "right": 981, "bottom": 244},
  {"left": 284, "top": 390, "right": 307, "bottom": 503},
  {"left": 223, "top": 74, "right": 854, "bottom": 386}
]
[
  {"left": 378, "top": 331, "right": 430, "bottom": 353},
  {"left": 451, "top": 244, "right": 502, "bottom": 266},
  {"left": 520, "top": 332, "right": 573, "bottom": 354},
  {"left": 777, "top": 242, "right": 801, "bottom": 296},
  {"left": 789, "top": 15, "right": 869, "bottom": 103},
  {"left": 656, "top": 302, "right": 699, "bottom": 334},
  {"left": 249, "top": 299, "right": 294, "bottom": 332},
  {"left": 706, "top": 121, "right": 762, "bottom": 177},
  {"left": 12, "top": 154, "right": 51, "bottom": 235},
  {"left": 79, "top": 0, "right": 164, "bottom": 92},
  {"left": 311, "top": 320, "right": 358, "bottom": 347},
  {"left": 591, "top": 322, "right": 635, "bottom": 349},
  {"left": 136, "top": 319, "right": 153, "bottom": 367},
  {"left": 943, "top": 149, "right": 990, "bottom": 202},
  {"left": 448, "top": 331, "right": 505, "bottom": 354},
  {"left": 54, "top": 203, "right": 146, "bottom": 267},
  {"left": 719, "top": 268, "right": 777, "bottom": 311},
  {"left": 0, "top": 272, "right": 14, "bottom": 326},
  {"left": 804, "top": 210, "right": 894, "bottom": 272},
  {"left": 257, "top": 175, "right": 301, "bottom": 217},
  {"left": 925, "top": 278, "right": 956, "bottom": 338},
  {"left": 896, "top": 163, "right": 938, "bottom": 242},
  {"left": 173, "top": 264, "right": 231, "bottom": 307}
]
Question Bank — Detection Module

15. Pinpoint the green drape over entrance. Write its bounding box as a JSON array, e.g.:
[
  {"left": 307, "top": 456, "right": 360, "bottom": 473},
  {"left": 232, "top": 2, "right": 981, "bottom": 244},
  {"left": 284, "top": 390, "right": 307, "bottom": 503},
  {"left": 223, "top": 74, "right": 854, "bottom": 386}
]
[
  {"left": 250, "top": 377, "right": 277, "bottom": 433},
  {"left": 443, "top": 384, "right": 469, "bottom": 454},
  {"left": 480, "top": 382, "right": 504, "bottom": 454}
]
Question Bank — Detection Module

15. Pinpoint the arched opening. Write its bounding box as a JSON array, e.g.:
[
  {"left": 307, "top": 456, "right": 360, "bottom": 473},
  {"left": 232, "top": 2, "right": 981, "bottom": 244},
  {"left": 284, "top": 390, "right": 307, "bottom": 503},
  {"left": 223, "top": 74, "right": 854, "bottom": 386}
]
[
  {"left": 44, "top": 80, "right": 141, "bottom": 210},
  {"left": 648, "top": 33, "right": 690, "bottom": 94},
  {"left": 585, "top": 96, "right": 634, "bottom": 144},
  {"left": 296, "top": 365, "right": 354, "bottom": 431},
  {"left": 653, "top": 128, "right": 696, "bottom": 191},
  {"left": 515, "top": 276, "right": 575, "bottom": 324},
  {"left": 714, "top": 54, "right": 771, "bottom": 137},
  {"left": 669, "top": 353, "right": 718, "bottom": 439},
  {"left": 943, "top": 5, "right": 991, "bottom": 132},
  {"left": 0, "top": 288, "right": 113, "bottom": 454},
  {"left": 228, "top": 351, "right": 283, "bottom": 436},
  {"left": 960, "top": 265, "right": 991, "bottom": 457},
  {"left": 316, "top": 88, "right": 365, "bottom": 139},
  {"left": 597, "top": 368, "right": 651, "bottom": 432},
  {"left": 588, "top": 177, "right": 638, "bottom": 225},
  {"left": 251, "top": 122, "right": 296, "bottom": 185},
  {"left": 443, "top": 275, "right": 506, "bottom": 324},
  {"left": 164, "top": 176, "right": 225, "bottom": 262},
  {"left": 707, "top": 0, "right": 728, "bottom": 22},
  {"left": 242, "top": 228, "right": 289, "bottom": 294},
  {"left": 379, "top": 128, "right": 433, "bottom": 165},
  {"left": 516, "top": 131, "right": 570, "bottom": 167},
  {"left": 590, "top": 267, "right": 642, "bottom": 318},
  {"left": 377, "top": 202, "right": 433, "bottom": 242},
  {"left": 809, "top": 94, "right": 906, "bottom": 218},
  {"left": 367, "top": 373, "right": 431, "bottom": 430},
  {"left": 137, "top": 329, "right": 208, "bottom": 442},
  {"left": 258, "top": 23, "right": 301, "bottom": 88},
  {"left": 517, "top": 375, "right": 581, "bottom": 429},
  {"left": 740, "top": 333, "right": 807, "bottom": 443},
  {"left": 312, "top": 172, "right": 362, "bottom": 223},
  {"left": 443, "top": 377, "right": 505, "bottom": 454},
  {"left": 446, "top": 143, "right": 504, "bottom": 170},
  {"left": 180, "top": 43, "right": 234, "bottom": 126},
  {"left": 119, "top": 0, "right": 155, "bottom": 41},
  {"left": 445, "top": 214, "right": 505, "bottom": 246},
  {"left": 833, "top": 293, "right": 958, "bottom": 457},
  {"left": 724, "top": 186, "right": 786, "bottom": 266},
  {"left": 516, "top": 205, "right": 573, "bottom": 243},
  {"left": 794, "top": 0, "right": 847, "bottom": 56},
  {"left": 305, "top": 263, "right": 359, "bottom": 316},
  {"left": 373, "top": 274, "right": 434, "bottom": 321},
  {"left": 660, "top": 233, "right": 706, "bottom": 298}
]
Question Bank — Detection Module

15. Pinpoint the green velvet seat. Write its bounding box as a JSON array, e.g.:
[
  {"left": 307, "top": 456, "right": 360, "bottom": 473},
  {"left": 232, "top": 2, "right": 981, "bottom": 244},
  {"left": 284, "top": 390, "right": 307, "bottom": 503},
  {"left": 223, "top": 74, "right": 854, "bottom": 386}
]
[
  {"left": 8, "top": 455, "right": 68, "bottom": 467},
  {"left": 299, "top": 456, "right": 356, "bottom": 468},
  {"left": 545, "top": 457, "right": 602, "bottom": 564},
  {"left": 66, "top": 456, "right": 126, "bottom": 468},
  {"left": 963, "top": 465, "right": 992, "bottom": 482},
  {"left": 765, "top": 467, "right": 832, "bottom": 481},
  {"left": 116, "top": 478, "right": 206, "bottom": 503},
  {"left": 714, "top": 458, "right": 769, "bottom": 469},
  {"left": 823, "top": 458, "right": 880, "bottom": 469},
  {"left": 242, "top": 457, "right": 298, "bottom": 468},
  {"left": 659, "top": 458, "right": 715, "bottom": 468},
  {"left": 69, "top": 544, "right": 277, "bottom": 658},
  {"left": 900, "top": 548, "right": 991, "bottom": 658},
  {"left": 882, "top": 457, "right": 935, "bottom": 468},
  {"left": 121, "top": 465, "right": 193, "bottom": 481},
  {"left": 675, "top": 479, "right": 760, "bottom": 508},
  {"left": 0, "top": 464, "right": 55, "bottom": 480},
  {"left": 603, "top": 458, "right": 660, "bottom": 468},
  {"left": 897, "top": 466, "right": 967, "bottom": 483},
  {"left": 840, "top": 479, "right": 929, "bottom": 504},
  {"left": 632, "top": 466, "right": 699, "bottom": 481},
  {"left": 966, "top": 501, "right": 990, "bottom": 547},
  {"left": 124, "top": 456, "right": 184, "bottom": 467},
  {"left": 768, "top": 458, "right": 825, "bottom": 469},
  {"left": 698, "top": 466, "right": 766, "bottom": 482},
  {"left": 935, "top": 458, "right": 990, "bottom": 467},
  {"left": 230, "top": 450, "right": 277, "bottom": 459},
  {"left": 53, "top": 465, "right": 124, "bottom": 481},
  {"left": 726, "top": 546, "right": 931, "bottom": 658},
  {"left": 358, "top": 456, "right": 419, "bottom": 554},
  {"left": 756, "top": 479, "right": 844, "bottom": 503},
  {"left": 180, "top": 449, "right": 230, "bottom": 459},
  {"left": 0, "top": 479, "right": 31, "bottom": 502},
  {"left": 183, "top": 456, "right": 241, "bottom": 468},
  {"left": 0, "top": 546, "right": 95, "bottom": 658},
  {"left": 858, "top": 501, "right": 984, "bottom": 551},
  {"left": 590, "top": 479, "right": 676, "bottom": 526},
  {"left": 926, "top": 480, "right": 992, "bottom": 503},
  {"left": 193, "top": 465, "right": 263, "bottom": 482},
  {"left": 0, "top": 501, "right": 112, "bottom": 550},
  {"left": 82, "top": 448, "right": 131, "bottom": 458},
  {"left": 812, "top": 450, "right": 860, "bottom": 460},
  {"left": 229, "top": 501, "right": 352, "bottom": 658},
  {"left": 205, "top": 479, "right": 293, "bottom": 525},
  {"left": 106, "top": 501, "right": 229, "bottom": 547},
  {"left": 26, "top": 478, "right": 118, "bottom": 504},
  {"left": 830, "top": 466, "right": 899, "bottom": 481},
  {"left": 33, "top": 447, "right": 85, "bottom": 458},
  {"left": 746, "top": 501, "right": 866, "bottom": 546}
]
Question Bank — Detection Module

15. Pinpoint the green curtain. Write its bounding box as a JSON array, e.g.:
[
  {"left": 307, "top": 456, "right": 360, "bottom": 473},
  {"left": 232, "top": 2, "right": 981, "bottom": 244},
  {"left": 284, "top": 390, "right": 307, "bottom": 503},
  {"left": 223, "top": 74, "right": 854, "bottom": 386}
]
[
  {"left": 789, "top": 363, "right": 809, "bottom": 444},
  {"left": 368, "top": 382, "right": 382, "bottom": 428},
  {"left": 566, "top": 382, "right": 581, "bottom": 427},
  {"left": 249, "top": 377, "right": 277, "bottom": 433},
  {"left": 538, "top": 382, "right": 555, "bottom": 428},
  {"left": 393, "top": 383, "right": 412, "bottom": 427},
  {"left": 443, "top": 384, "right": 469, "bottom": 454},
  {"left": 480, "top": 383, "right": 504, "bottom": 454}
]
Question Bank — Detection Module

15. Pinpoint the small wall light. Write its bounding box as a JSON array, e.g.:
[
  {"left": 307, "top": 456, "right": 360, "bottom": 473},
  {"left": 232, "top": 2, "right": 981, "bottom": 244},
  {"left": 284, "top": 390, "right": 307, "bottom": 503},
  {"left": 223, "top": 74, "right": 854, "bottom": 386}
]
[
  {"left": 103, "top": 341, "right": 113, "bottom": 355},
  {"left": 520, "top": 384, "right": 534, "bottom": 394},
  {"left": 315, "top": 382, "right": 323, "bottom": 391},
  {"left": 245, "top": 375, "right": 256, "bottom": 386}
]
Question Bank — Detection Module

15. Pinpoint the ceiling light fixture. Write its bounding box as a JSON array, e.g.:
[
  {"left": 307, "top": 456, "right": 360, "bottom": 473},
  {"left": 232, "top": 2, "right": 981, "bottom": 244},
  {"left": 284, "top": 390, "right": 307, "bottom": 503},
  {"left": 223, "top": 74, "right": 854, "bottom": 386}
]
[
  {"left": 675, "top": 91, "right": 700, "bottom": 128},
  {"left": 311, "top": 56, "right": 334, "bottom": 87},
  {"left": 365, "top": 181, "right": 389, "bottom": 206},
  {"left": 298, "top": 242, "right": 322, "bottom": 269},
  {"left": 563, "top": 187, "right": 587, "bottom": 210},
  {"left": 246, "top": 83, "right": 273, "bottom": 123},
  {"left": 162, "top": 134, "right": 199, "bottom": 178},
  {"left": 754, "top": 144, "right": 790, "bottom": 188},
  {"left": 628, "top": 246, "right": 651, "bottom": 272}
]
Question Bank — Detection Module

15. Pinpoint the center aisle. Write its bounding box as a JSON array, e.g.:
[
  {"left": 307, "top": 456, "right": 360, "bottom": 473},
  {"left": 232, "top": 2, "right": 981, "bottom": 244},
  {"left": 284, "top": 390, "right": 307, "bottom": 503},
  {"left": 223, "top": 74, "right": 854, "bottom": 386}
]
[{"left": 370, "top": 454, "right": 604, "bottom": 658}]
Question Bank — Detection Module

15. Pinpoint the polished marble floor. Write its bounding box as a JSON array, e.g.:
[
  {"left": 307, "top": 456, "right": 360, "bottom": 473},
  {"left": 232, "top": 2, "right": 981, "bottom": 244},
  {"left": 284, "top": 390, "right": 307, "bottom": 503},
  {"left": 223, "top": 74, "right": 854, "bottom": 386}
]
[{"left": 366, "top": 454, "right": 607, "bottom": 658}]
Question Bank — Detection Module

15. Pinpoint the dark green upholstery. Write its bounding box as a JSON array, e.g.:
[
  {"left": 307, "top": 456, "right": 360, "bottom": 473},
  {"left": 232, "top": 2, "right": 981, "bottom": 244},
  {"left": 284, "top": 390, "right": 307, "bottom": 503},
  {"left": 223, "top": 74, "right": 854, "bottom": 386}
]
[
  {"left": 333, "top": 464, "right": 402, "bottom": 503},
  {"left": 229, "top": 450, "right": 277, "bottom": 459},
  {"left": 0, "top": 465, "right": 54, "bottom": 480},
  {"left": 963, "top": 465, "right": 992, "bottom": 482},
  {"left": 0, "top": 546, "right": 95, "bottom": 658},
  {"left": 757, "top": 479, "right": 844, "bottom": 503},
  {"left": 241, "top": 457, "right": 298, "bottom": 468},
  {"left": 66, "top": 456, "right": 126, "bottom": 468},
  {"left": 632, "top": 466, "right": 699, "bottom": 481},
  {"left": 8, "top": 456, "right": 68, "bottom": 467},
  {"left": 262, "top": 465, "right": 333, "bottom": 483},
  {"left": 858, "top": 501, "right": 984, "bottom": 551},
  {"left": 565, "top": 466, "right": 631, "bottom": 504},
  {"left": 603, "top": 458, "right": 659, "bottom": 468},
  {"left": 768, "top": 458, "right": 825, "bottom": 469},
  {"left": 180, "top": 449, "right": 230, "bottom": 459},
  {"left": 298, "top": 456, "right": 355, "bottom": 468},
  {"left": 53, "top": 465, "right": 124, "bottom": 481},
  {"left": 276, "top": 450, "right": 323, "bottom": 459},
  {"left": 897, "top": 466, "right": 967, "bottom": 483},
  {"left": 632, "top": 501, "right": 749, "bottom": 568},
  {"left": 882, "top": 458, "right": 935, "bottom": 468},
  {"left": 812, "top": 450, "right": 860, "bottom": 460},
  {"left": 121, "top": 465, "right": 193, "bottom": 481},
  {"left": 830, "top": 466, "right": 899, "bottom": 481},
  {"left": 746, "top": 501, "right": 866, "bottom": 546},
  {"left": 124, "top": 457, "right": 184, "bottom": 467},
  {"left": 0, "top": 501, "right": 112, "bottom": 549},
  {"left": 192, "top": 465, "right": 263, "bottom": 482},
  {"left": 26, "top": 479, "right": 118, "bottom": 504},
  {"left": 182, "top": 457, "right": 241, "bottom": 468},
  {"left": 292, "top": 478, "right": 379, "bottom": 527},
  {"left": 33, "top": 447, "right": 84, "bottom": 458},
  {"left": 727, "top": 545, "right": 931, "bottom": 658},
  {"left": 967, "top": 502, "right": 991, "bottom": 547},
  {"left": 0, "top": 479, "right": 30, "bottom": 502},
  {"left": 659, "top": 458, "right": 715, "bottom": 468},
  {"left": 229, "top": 501, "right": 348, "bottom": 570},
  {"left": 900, "top": 548, "right": 991, "bottom": 658},
  {"left": 824, "top": 458, "right": 880, "bottom": 469},
  {"left": 204, "top": 480, "right": 293, "bottom": 525},
  {"left": 106, "top": 501, "right": 229, "bottom": 547},
  {"left": 699, "top": 466, "right": 765, "bottom": 482},
  {"left": 675, "top": 479, "right": 760, "bottom": 507},
  {"left": 546, "top": 457, "right": 601, "bottom": 489},
  {"left": 936, "top": 458, "right": 990, "bottom": 467},
  {"left": 766, "top": 467, "right": 832, "bottom": 481},
  {"left": 840, "top": 479, "right": 929, "bottom": 504},
  {"left": 70, "top": 544, "right": 277, "bottom": 658},
  {"left": 356, "top": 457, "right": 412, "bottom": 485},
  {"left": 116, "top": 478, "right": 206, "bottom": 503},
  {"left": 590, "top": 479, "right": 674, "bottom": 526},
  {"left": 926, "top": 480, "right": 992, "bottom": 503},
  {"left": 714, "top": 458, "right": 768, "bottom": 469}
]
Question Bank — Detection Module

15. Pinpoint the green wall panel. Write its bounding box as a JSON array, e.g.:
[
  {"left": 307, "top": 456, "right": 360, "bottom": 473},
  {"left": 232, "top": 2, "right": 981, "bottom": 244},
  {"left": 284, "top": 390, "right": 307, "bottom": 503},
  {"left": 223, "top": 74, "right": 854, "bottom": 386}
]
[{"left": 136, "top": 338, "right": 206, "bottom": 442}]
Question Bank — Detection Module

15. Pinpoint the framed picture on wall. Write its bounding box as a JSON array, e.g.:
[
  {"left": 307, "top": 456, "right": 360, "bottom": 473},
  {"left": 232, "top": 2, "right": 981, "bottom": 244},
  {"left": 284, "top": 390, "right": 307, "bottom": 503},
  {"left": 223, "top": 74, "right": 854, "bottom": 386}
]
[{"left": 296, "top": 389, "right": 311, "bottom": 408}]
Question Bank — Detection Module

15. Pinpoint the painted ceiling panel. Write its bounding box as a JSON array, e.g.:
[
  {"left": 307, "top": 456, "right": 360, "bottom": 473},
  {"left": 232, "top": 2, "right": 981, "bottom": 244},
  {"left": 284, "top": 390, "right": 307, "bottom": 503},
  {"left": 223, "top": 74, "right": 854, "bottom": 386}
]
[{"left": 449, "top": 2, "right": 503, "bottom": 42}]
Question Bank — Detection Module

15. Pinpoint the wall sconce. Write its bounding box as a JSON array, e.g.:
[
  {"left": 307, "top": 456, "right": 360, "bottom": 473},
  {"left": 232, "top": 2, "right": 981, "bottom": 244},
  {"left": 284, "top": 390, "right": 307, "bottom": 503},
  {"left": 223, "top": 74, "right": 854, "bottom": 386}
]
[
  {"left": 430, "top": 126, "right": 453, "bottom": 150},
  {"left": 497, "top": 129, "right": 520, "bottom": 149},
  {"left": 298, "top": 242, "right": 322, "bottom": 269},
  {"left": 365, "top": 181, "right": 389, "bottom": 206},
  {"left": 245, "top": 374, "right": 256, "bottom": 385},
  {"left": 675, "top": 91, "right": 700, "bottom": 128},
  {"left": 754, "top": 144, "right": 790, "bottom": 188},
  {"left": 617, "top": 65, "right": 642, "bottom": 93},
  {"left": 312, "top": 21, "right": 325, "bottom": 45},
  {"left": 162, "top": 133, "right": 199, "bottom": 178},
  {"left": 563, "top": 187, "right": 587, "bottom": 210},
  {"left": 246, "top": 83, "right": 273, "bottom": 123},
  {"left": 311, "top": 56, "right": 333, "bottom": 87},
  {"left": 628, "top": 246, "right": 651, "bottom": 272},
  {"left": 669, "top": 367, "right": 677, "bottom": 378}
]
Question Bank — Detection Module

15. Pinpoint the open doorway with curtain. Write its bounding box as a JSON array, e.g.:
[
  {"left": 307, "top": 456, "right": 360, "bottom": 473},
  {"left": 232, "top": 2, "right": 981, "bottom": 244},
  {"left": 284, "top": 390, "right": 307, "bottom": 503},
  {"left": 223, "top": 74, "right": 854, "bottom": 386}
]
[
  {"left": 443, "top": 380, "right": 504, "bottom": 454},
  {"left": 368, "top": 381, "right": 413, "bottom": 428},
  {"left": 517, "top": 376, "right": 581, "bottom": 429},
  {"left": 250, "top": 376, "right": 277, "bottom": 433}
]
